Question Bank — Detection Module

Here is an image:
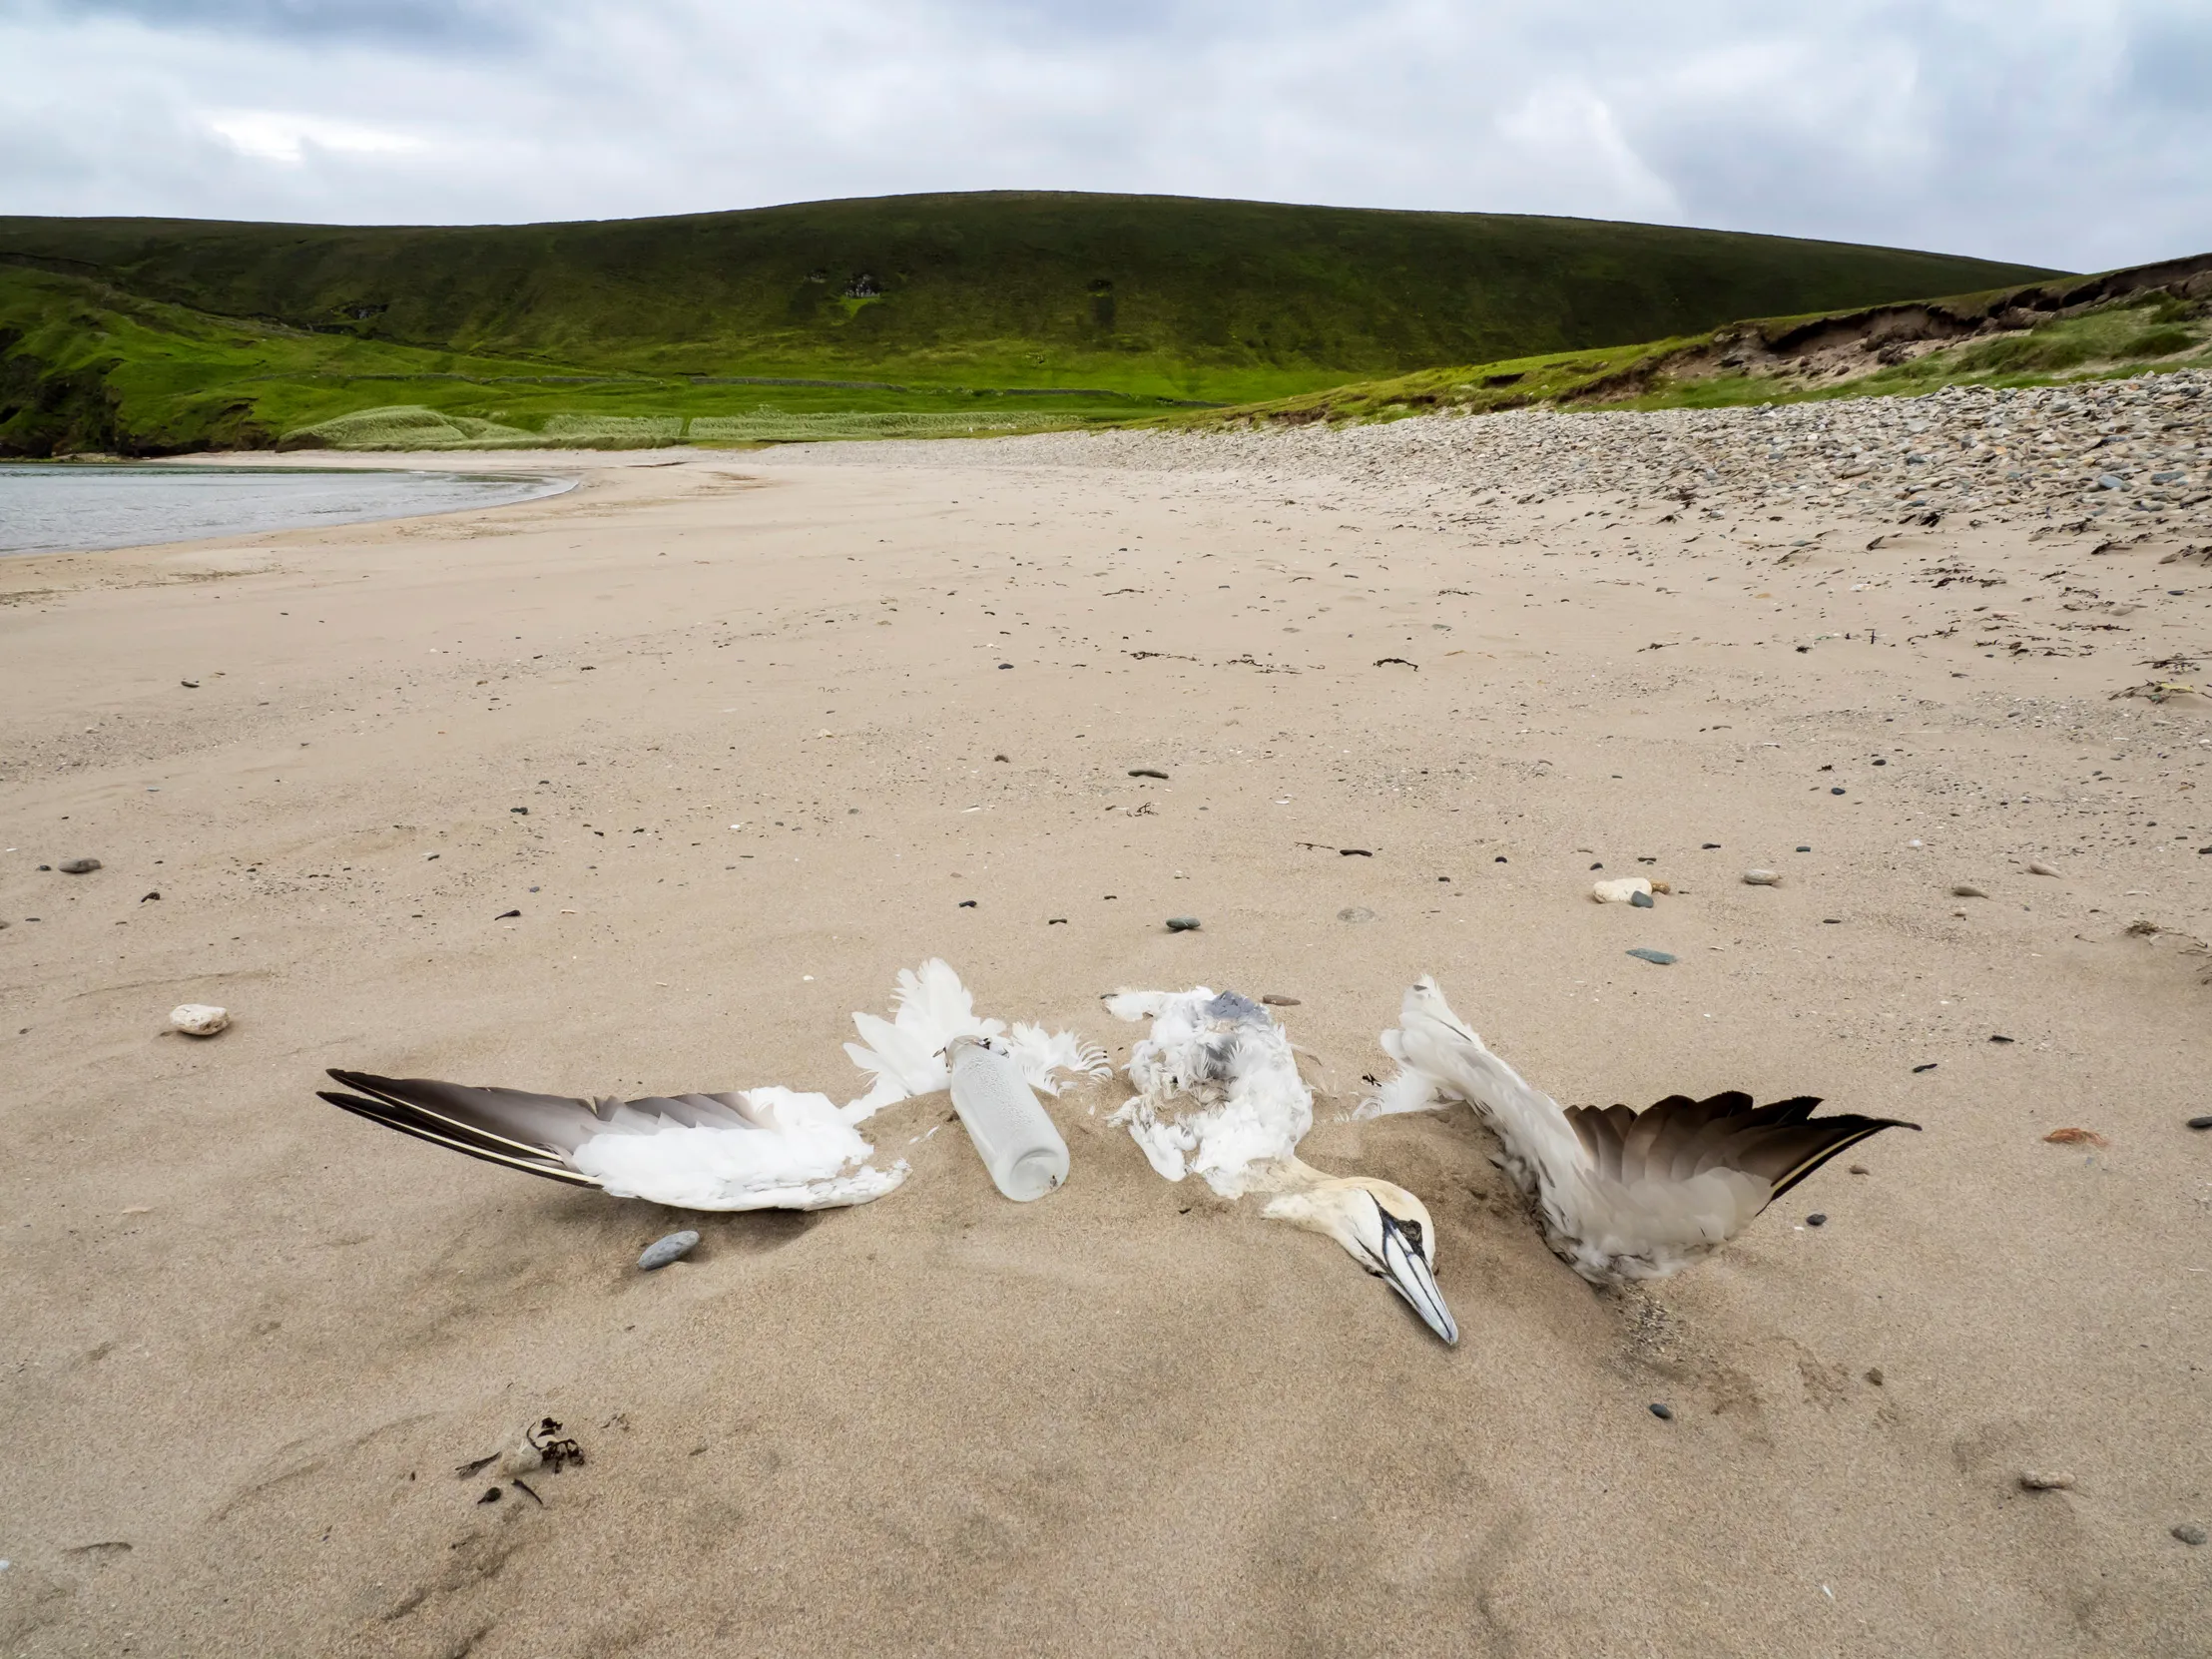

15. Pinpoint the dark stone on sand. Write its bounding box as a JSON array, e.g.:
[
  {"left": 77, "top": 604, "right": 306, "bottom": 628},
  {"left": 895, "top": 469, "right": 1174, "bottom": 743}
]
[
  {"left": 1649, "top": 1402, "right": 1673, "bottom": 1420},
  {"left": 57, "top": 858, "right": 101, "bottom": 874},
  {"left": 1806, "top": 1213, "right": 1828, "bottom": 1227},
  {"left": 1629, "top": 890, "right": 1655, "bottom": 908},
  {"left": 638, "top": 1230, "right": 701, "bottom": 1271},
  {"left": 1626, "top": 948, "right": 1676, "bottom": 965},
  {"left": 1166, "top": 915, "right": 1201, "bottom": 931},
  {"left": 2187, "top": 1115, "right": 2212, "bottom": 1130},
  {"left": 1128, "top": 768, "right": 1169, "bottom": 780}
]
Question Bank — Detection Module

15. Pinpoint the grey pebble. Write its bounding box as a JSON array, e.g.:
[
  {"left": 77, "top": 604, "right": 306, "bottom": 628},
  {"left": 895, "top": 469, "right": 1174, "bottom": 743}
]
[
  {"left": 2188, "top": 1115, "right": 2212, "bottom": 1130},
  {"left": 1337, "top": 906, "right": 1377, "bottom": 923},
  {"left": 1626, "top": 947, "right": 1677, "bottom": 965},
  {"left": 1165, "top": 915, "right": 1202, "bottom": 931},
  {"left": 2175, "top": 1523, "right": 2208, "bottom": 1546},
  {"left": 1629, "top": 889, "right": 1655, "bottom": 908},
  {"left": 1743, "top": 869, "right": 1781, "bottom": 885},
  {"left": 1806, "top": 1212, "right": 1828, "bottom": 1227},
  {"left": 1649, "top": 1402, "right": 1673, "bottom": 1420},
  {"left": 638, "top": 1230, "right": 700, "bottom": 1271},
  {"left": 57, "top": 858, "right": 102, "bottom": 874}
]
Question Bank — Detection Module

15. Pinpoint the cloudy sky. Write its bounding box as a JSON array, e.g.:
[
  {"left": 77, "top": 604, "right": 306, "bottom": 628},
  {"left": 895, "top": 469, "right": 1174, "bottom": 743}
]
[{"left": 2, "top": 0, "right": 2206, "bottom": 272}]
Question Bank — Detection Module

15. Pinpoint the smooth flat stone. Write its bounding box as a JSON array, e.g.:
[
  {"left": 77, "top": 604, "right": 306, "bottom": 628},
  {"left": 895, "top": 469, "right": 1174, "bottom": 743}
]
[
  {"left": 638, "top": 1230, "right": 701, "bottom": 1271},
  {"left": 1626, "top": 948, "right": 1677, "bottom": 965}
]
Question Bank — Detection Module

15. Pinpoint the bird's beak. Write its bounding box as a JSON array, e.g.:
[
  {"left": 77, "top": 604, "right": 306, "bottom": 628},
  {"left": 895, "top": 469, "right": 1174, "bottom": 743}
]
[{"left": 1377, "top": 1213, "right": 1459, "bottom": 1347}]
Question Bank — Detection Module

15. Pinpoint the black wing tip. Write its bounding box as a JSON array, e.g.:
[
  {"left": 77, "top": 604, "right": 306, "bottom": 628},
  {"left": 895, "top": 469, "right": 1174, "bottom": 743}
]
[
  {"left": 1765, "top": 1116, "right": 1921, "bottom": 1202},
  {"left": 312, "top": 1082, "right": 599, "bottom": 1190}
]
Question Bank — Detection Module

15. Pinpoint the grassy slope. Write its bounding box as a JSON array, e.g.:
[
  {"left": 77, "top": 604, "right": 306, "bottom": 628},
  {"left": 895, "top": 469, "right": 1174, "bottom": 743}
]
[
  {"left": 1185, "top": 262, "right": 2212, "bottom": 428},
  {"left": 0, "top": 191, "right": 2053, "bottom": 452},
  {"left": 0, "top": 266, "right": 1149, "bottom": 454}
]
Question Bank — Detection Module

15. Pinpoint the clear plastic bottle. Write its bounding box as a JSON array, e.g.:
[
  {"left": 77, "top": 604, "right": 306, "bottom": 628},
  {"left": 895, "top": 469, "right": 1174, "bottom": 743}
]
[{"left": 947, "top": 1036, "right": 1070, "bottom": 1201}]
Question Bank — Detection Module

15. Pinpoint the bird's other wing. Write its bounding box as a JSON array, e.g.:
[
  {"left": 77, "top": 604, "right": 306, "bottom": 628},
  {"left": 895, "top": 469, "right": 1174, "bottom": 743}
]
[
  {"left": 1567, "top": 1092, "right": 1919, "bottom": 1205},
  {"left": 1550, "top": 1093, "right": 1918, "bottom": 1276}
]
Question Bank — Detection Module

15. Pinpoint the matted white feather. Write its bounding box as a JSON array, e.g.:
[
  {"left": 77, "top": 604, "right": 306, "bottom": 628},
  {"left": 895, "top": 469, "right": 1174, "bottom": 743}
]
[{"left": 1105, "top": 986, "right": 1311, "bottom": 1196}]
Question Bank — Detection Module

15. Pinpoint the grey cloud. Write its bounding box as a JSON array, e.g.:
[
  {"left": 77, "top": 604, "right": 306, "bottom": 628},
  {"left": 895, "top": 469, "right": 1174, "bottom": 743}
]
[
  {"left": 14, "top": 0, "right": 526, "bottom": 49},
  {"left": 0, "top": 0, "right": 2203, "bottom": 271}
]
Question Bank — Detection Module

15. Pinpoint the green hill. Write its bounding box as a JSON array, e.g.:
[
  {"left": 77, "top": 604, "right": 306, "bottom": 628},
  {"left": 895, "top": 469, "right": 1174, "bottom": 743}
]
[
  {"left": 0, "top": 192, "right": 2055, "bottom": 454},
  {"left": 1184, "top": 253, "right": 2212, "bottom": 428}
]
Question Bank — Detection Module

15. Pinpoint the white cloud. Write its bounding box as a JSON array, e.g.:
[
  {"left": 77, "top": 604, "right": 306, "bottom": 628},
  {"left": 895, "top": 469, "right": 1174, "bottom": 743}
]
[
  {"left": 203, "top": 110, "right": 429, "bottom": 165},
  {"left": 0, "top": 0, "right": 2203, "bottom": 269}
]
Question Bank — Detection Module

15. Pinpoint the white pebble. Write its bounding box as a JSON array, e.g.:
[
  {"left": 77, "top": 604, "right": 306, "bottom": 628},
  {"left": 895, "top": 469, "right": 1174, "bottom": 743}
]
[
  {"left": 1591, "top": 877, "right": 1653, "bottom": 903},
  {"left": 169, "top": 1003, "right": 230, "bottom": 1036},
  {"left": 1742, "top": 869, "right": 1782, "bottom": 886}
]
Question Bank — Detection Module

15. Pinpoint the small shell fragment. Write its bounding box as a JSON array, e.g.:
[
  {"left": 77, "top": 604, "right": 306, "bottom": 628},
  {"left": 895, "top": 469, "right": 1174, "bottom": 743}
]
[
  {"left": 1591, "top": 877, "right": 1653, "bottom": 904},
  {"left": 169, "top": 1003, "right": 230, "bottom": 1037},
  {"left": 2042, "top": 1127, "right": 2107, "bottom": 1148}
]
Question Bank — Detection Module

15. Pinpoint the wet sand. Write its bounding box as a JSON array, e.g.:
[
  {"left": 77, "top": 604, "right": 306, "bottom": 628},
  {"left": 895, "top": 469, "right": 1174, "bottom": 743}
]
[{"left": 2, "top": 434, "right": 2208, "bottom": 1656}]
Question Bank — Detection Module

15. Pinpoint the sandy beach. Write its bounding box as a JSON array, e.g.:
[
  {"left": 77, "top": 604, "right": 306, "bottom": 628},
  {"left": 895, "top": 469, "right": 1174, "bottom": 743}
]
[{"left": 3, "top": 412, "right": 2209, "bottom": 1656}]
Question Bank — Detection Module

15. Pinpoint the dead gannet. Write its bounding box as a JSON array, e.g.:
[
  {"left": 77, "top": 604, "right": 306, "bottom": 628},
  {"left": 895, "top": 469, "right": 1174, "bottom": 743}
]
[
  {"left": 1104, "top": 986, "right": 1457, "bottom": 1345},
  {"left": 1370, "top": 975, "right": 1918, "bottom": 1285},
  {"left": 318, "top": 960, "right": 1106, "bottom": 1212}
]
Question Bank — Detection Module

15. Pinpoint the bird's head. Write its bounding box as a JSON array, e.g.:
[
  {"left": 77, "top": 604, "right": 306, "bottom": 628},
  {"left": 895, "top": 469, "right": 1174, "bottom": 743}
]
[{"left": 1262, "top": 1176, "right": 1458, "bottom": 1346}]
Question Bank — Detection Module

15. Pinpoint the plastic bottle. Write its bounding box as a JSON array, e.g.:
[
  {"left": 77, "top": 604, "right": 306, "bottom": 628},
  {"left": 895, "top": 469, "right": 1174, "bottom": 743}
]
[{"left": 947, "top": 1036, "right": 1070, "bottom": 1201}]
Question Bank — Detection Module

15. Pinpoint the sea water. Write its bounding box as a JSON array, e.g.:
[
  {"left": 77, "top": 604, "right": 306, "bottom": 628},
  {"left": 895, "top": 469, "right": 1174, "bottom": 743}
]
[{"left": 0, "top": 463, "right": 573, "bottom": 555}]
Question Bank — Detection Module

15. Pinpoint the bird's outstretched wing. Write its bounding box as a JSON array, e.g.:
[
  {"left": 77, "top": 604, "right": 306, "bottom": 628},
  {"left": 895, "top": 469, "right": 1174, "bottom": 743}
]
[
  {"left": 317, "top": 1072, "right": 906, "bottom": 1211},
  {"left": 312, "top": 960, "right": 1108, "bottom": 1213},
  {"left": 1374, "top": 976, "right": 1918, "bottom": 1281}
]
